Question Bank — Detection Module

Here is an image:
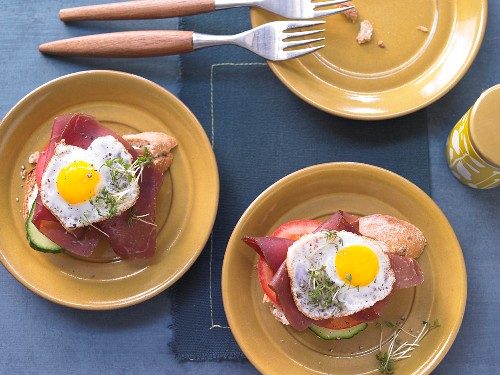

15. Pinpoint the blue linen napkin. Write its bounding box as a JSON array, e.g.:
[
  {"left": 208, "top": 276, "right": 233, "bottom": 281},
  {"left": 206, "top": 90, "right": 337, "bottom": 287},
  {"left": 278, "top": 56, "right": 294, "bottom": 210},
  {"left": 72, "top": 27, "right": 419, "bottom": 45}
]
[{"left": 171, "top": 9, "right": 430, "bottom": 360}]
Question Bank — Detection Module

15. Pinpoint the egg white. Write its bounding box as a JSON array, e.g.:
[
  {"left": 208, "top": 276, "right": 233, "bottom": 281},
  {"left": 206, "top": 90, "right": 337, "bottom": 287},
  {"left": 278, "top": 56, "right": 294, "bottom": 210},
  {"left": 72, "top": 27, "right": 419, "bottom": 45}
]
[
  {"left": 40, "top": 136, "right": 139, "bottom": 229},
  {"left": 286, "top": 230, "right": 395, "bottom": 320}
]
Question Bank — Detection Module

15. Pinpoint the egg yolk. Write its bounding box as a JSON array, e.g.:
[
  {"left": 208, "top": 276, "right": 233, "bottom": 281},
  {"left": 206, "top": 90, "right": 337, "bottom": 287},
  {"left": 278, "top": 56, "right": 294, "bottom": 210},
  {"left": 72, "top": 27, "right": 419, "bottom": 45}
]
[
  {"left": 56, "top": 161, "right": 101, "bottom": 204},
  {"left": 335, "top": 244, "right": 379, "bottom": 287}
]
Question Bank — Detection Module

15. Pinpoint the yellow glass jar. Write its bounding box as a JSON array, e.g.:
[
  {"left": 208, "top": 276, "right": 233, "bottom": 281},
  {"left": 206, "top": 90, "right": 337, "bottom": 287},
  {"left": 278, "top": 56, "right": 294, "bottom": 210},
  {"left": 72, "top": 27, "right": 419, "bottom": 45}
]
[{"left": 446, "top": 85, "right": 500, "bottom": 189}]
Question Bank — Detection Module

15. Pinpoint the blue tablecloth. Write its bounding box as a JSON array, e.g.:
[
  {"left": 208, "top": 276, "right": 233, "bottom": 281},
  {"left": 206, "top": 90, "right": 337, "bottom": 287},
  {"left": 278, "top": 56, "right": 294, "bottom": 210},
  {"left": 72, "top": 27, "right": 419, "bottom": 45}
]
[{"left": 0, "top": 1, "right": 499, "bottom": 374}]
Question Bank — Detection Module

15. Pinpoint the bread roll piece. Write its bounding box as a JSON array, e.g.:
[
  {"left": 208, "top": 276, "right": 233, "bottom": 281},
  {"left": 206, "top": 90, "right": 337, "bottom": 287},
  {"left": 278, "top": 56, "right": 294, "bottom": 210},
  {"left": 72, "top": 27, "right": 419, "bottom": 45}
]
[
  {"left": 358, "top": 214, "right": 426, "bottom": 258},
  {"left": 357, "top": 20, "right": 373, "bottom": 44},
  {"left": 123, "top": 132, "right": 178, "bottom": 174},
  {"left": 338, "top": 1, "right": 358, "bottom": 23},
  {"left": 22, "top": 169, "right": 37, "bottom": 221}
]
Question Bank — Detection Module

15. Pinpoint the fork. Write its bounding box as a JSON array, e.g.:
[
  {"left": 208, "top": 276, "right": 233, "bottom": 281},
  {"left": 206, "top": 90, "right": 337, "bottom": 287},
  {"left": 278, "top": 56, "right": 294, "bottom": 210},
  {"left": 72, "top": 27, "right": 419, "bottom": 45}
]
[
  {"left": 59, "top": 0, "right": 354, "bottom": 21},
  {"left": 39, "top": 20, "right": 326, "bottom": 61}
]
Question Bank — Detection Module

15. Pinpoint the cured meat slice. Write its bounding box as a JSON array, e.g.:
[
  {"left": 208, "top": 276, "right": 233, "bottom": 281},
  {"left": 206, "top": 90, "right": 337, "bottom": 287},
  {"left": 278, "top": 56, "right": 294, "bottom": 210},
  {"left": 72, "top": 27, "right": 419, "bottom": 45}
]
[
  {"left": 36, "top": 219, "right": 101, "bottom": 257},
  {"left": 268, "top": 262, "right": 315, "bottom": 331},
  {"left": 97, "top": 165, "right": 163, "bottom": 258},
  {"left": 388, "top": 253, "right": 425, "bottom": 288},
  {"left": 242, "top": 237, "right": 294, "bottom": 273},
  {"left": 314, "top": 211, "right": 360, "bottom": 234}
]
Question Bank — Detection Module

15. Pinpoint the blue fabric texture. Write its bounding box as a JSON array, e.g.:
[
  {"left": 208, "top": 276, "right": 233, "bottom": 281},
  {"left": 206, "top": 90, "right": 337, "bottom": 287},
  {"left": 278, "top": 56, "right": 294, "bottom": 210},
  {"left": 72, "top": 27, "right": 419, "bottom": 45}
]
[{"left": 171, "top": 9, "right": 430, "bottom": 360}]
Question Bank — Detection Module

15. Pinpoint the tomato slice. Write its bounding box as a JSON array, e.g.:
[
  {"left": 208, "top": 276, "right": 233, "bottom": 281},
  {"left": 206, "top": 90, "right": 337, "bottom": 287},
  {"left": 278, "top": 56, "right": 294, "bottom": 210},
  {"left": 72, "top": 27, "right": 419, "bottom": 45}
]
[
  {"left": 317, "top": 315, "right": 363, "bottom": 330},
  {"left": 258, "top": 256, "right": 280, "bottom": 307},
  {"left": 258, "top": 219, "right": 322, "bottom": 307},
  {"left": 271, "top": 219, "right": 322, "bottom": 240}
]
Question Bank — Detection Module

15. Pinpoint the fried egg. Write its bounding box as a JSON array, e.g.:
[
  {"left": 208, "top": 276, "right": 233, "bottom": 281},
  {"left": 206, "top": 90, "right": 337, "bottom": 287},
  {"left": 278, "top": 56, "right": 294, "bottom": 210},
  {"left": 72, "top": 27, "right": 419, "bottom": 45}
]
[
  {"left": 40, "top": 136, "right": 140, "bottom": 229},
  {"left": 286, "top": 230, "right": 395, "bottom": 320}
]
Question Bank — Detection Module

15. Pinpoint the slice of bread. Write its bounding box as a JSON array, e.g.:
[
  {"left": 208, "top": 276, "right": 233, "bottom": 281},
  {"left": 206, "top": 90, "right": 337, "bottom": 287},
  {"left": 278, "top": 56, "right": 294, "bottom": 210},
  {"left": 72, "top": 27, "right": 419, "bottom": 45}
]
[
  {"left": 123, "top": 132, "right": 178, "bottom": 174},
  {"left": 22, "top": 169, "right": 37, "bottom": 221},
  {"left": 358, "top": 214, "right": 427, "bottom": 258}
]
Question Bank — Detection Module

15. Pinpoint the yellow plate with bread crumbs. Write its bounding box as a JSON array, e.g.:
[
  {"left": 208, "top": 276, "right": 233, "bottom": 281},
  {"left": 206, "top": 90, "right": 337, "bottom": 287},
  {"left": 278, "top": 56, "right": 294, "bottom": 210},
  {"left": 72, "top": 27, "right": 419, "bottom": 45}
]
[
  {"left": 0, "top": 70, "right": 219, "bottom": 309},
  {"left": 251, "top": 0, "right": 487, "bottom": 119},
  {"left": 222, "top": 163, "right": 466, "bottom": 374}
]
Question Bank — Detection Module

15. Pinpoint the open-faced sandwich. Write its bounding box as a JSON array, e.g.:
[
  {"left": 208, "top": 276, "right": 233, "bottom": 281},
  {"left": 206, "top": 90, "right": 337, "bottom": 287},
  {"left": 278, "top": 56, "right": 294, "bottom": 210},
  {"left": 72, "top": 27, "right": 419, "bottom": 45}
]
[
  {"left": 242, "top": 211, "right": 425, "bottom": 339},
  {"left": 23, "top": 113, "right": 177, "bottom": 259}
]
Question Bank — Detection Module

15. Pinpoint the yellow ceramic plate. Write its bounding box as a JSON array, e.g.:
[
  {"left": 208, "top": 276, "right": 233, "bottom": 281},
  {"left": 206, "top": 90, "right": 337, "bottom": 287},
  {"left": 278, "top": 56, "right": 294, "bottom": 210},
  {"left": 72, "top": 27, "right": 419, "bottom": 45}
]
[
  {"left": 251, "top": 0, "right": 487, "bottom": 119},
  {"left": 0, "top": 71, "right": 219, "bottom": 309},
  {"left": 222, "top": 163, "right": 465, "bottom": 374}
]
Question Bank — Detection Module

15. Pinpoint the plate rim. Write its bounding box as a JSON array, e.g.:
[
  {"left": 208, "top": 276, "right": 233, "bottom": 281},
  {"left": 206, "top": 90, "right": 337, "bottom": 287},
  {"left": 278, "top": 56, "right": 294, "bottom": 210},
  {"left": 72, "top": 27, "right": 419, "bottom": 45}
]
[
  {"left": 0, "top": 70, "right": 220, "bottom": 310},
  {"left": 251, "top": 0, "right": 488, "bottom": 120},
  {"left": 222, "top": 162, "right": 466, "bottom": 374}
]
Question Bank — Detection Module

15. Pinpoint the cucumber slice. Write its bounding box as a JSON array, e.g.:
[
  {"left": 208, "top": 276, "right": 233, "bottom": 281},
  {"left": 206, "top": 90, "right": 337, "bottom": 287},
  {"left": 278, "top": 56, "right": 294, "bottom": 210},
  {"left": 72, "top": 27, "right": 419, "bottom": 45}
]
[
  {"left": 25, "top": 202, "right": 64, "bottom": 253},
  {"left": 309, "top": 322, "right": 368, "bottom": 340}
]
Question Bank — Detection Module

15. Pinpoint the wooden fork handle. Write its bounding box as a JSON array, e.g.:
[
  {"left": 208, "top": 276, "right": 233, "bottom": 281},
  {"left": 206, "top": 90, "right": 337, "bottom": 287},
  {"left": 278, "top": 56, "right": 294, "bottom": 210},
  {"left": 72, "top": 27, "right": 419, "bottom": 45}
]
[
  {"left": 39, "top": 30, "right": 194, "bottom": 57},
  {"left": 59, "top": 0, "right": 215, "bottom": 21}
]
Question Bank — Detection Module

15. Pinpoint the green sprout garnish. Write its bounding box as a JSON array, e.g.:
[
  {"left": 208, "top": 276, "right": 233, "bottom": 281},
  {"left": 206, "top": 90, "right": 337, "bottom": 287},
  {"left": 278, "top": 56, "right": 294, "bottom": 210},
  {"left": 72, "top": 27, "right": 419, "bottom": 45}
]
[
  {"left": 376, "top": 319, "right": 440, "bottom": 373},
  {"left": 79, "top": 210, "right": 109, "bottom": 237},
  {"left": 323, "top": 229, "right": 339, "bottom": 243},
  {"left": 105, "top": 147, "right": 153, "bottom": 184},
  {"left": 127, "top": 207, "right": 156, "bottom": 227},
  {"left": 307, "top": 265, "right": 342, "bottom": 308},
  {"left": 89, "top": 148, "right": 154, "bottom": 221},
  {"left": 345, "top": 273, "right": 353, "bottom": 283},
  {"left": 90, "top": 187, "right": 119, "bottom": 219}
]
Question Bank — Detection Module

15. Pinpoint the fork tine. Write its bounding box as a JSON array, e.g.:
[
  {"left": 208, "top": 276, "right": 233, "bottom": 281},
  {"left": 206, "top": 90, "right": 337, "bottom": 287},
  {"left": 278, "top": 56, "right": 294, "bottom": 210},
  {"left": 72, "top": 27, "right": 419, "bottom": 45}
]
[
  {"left": 313, "top": 6, "right": 354, "bottom": 18},
  {"left": 283, "top": 20, "right": 326, "bottom": 31},
  {"left": 282, "top": 45, "right": 324, "bottom": 60},
  {"left": 284, "top": 28, "right": 325, "bottom": 39},
  {"left": 284, "top": 37, "right": 326, "bottom": 49},
  {"left": 313, "top": 0, "right": 352, "bottom": 9}
]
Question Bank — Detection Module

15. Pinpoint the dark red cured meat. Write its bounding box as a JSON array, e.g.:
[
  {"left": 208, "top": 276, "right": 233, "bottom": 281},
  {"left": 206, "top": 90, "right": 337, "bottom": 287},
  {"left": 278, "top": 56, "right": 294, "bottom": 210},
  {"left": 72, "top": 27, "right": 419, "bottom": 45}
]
[
  {"left": 32, "top": 195, "right": 101, "bottom": 257},
  {"left": 268, "top": 262, "right": 316, "bottom": 331},
  {"left": 242, "top": 237, "right": 294, "bottom": 273},
  {"left": 313, "top": 210, "right": 360, "bottom": 234},
  {"left": 388, "top": 253, "right": 424, "bottom": 289},
  {"left": 96, "top": 165, "right": 163, "bottom": 259}
]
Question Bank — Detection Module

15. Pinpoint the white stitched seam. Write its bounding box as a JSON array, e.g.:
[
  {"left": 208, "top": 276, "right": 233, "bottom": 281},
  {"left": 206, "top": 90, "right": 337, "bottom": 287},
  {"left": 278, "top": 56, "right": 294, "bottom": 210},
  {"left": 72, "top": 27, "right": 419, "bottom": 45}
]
[{"left": 208, "top": 62, "right": 267, "bottom": 330}]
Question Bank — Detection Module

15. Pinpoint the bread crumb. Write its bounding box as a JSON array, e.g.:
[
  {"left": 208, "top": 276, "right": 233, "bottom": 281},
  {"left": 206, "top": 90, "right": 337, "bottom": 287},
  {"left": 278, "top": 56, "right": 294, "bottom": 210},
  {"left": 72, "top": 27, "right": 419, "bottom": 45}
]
[
  {"left": 338, "top": 1, "right": 358, "bottom": 23},
  {"left": 357, "top": 20, "right": 373, "bottom": 44},
  {"left": 416, "top": 25, "right": 429, "bottom": 33},
  {"left": 28, "top": 151, "right": 40, "bottom": 165},
  {"left": 378, "top": 40, "right": 386, "bottom": 48}
]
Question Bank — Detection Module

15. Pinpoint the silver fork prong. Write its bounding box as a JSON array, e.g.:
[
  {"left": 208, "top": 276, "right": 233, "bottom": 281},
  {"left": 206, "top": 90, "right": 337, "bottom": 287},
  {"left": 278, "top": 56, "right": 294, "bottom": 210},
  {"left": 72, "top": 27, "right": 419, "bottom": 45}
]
[
  {"left": 283, "top": 20, "right": 326, "bottom": 31},
  {"left": 313, "top": 0, "right": 352, "bottom": 9},
  {"left": 282, "top": 45, "right": 324, "bottom": 60},
  {"left": 284, "top": 37, "right": 325, "bottom": 49},
  {"left": 313, "top": 6, "right": 354, "bottom": 18},
  {"left": 284, "top": 28, "right": 325, "bottom": 39}
]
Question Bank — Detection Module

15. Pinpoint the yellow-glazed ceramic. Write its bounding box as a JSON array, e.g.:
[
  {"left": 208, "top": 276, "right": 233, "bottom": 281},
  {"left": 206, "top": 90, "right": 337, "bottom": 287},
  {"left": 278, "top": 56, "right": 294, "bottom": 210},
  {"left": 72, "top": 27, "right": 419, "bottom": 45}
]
[
  {"left": 251, "top": 0, "right": 487, "bottom": 120},
  {"left": 0, "top": 71, "right": 219, "bottom": 309},
  {"left": 222, "top": 163, "right": 465, "bottom": 375},
  {"left": 446, "top": 85, "right": 500, "bottom": 189}
]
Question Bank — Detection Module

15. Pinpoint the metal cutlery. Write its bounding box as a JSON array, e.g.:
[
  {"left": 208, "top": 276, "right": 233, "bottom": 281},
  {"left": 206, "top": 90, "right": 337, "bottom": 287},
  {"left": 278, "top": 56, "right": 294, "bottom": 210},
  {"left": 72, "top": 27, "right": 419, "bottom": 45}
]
[
  {"left": 59, "top": 0, "right": 353, "bottom": 21},
  {"left": 39, "top": 20, "right": 326, "bottom": 61}
]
